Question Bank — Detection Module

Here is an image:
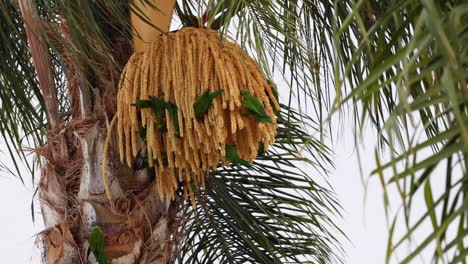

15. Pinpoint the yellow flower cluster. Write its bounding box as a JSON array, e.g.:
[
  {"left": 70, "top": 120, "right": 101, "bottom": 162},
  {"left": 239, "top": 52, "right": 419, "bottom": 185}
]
[{"left": 112, "top": 27, "right": 279, "bottom": 201}]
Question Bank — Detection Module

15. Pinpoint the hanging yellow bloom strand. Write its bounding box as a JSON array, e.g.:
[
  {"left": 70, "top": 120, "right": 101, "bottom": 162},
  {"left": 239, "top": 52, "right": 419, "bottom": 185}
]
[{"left": 104, "top": 27, "right": 279, "bottom": 202}]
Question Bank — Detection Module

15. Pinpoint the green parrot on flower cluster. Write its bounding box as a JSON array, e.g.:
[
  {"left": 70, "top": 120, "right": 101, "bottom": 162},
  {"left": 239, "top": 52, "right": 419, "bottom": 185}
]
[
  {"left": 225, "top": 144, "right": 252, "bottom": 168},
  {"left": 193, "top": 90, "right": 224, "bottom": 122},
  {"left": 240, "top": 90, "right": 272, "bottom": 123},
  {"left": 224, "top": 86, "right": 276, "bottom": 167},
  {"left": 132, "top": 96, "right": 180, "bottom": 138},
  {"left": 132, "top": 96, "right": 166, "bottom": 130},
  {"left": 132, "top": 86, "right": 274, "bottom": 169}
]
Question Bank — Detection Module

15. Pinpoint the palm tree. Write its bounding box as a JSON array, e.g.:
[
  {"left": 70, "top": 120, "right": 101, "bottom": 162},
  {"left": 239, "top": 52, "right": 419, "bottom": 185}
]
[
  {"left": 1, "top": 1, "right": 342, "bottom": 263},
  {"left": 0, "top": 0, "right": 466, "bottom": 264}
]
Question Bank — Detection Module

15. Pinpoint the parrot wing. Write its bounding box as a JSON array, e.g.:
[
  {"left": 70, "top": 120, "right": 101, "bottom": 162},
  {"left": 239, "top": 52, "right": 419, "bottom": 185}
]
[
  {"left": 241, "top": 90, "right": 272, "bottom": 123},
  {"left": 132, "top": 99, "right": 152, "bottom": 109},
  {"left": 166, "top": 103, "right": 180, "bottom": 138},
  {"left": 194, "top": 90, "right": 223, "bottom": 121},
  {"left": 225, "top": 144, "right": 252, "bottom": 168},
  {"left": 88, "top": 226, "right": 107, "bottom": 264}
]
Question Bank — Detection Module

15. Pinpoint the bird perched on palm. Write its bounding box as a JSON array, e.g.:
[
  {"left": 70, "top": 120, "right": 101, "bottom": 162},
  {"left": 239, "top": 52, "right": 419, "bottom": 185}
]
[
  {"left": 132, "top": 96, "right": 180, "bottom": 137},
  {"left": 240, "top": 90, "right": 272, "bottom": 123},
  {"left": 132, "top": 96, "right": 168, "bottom": 132},
  {"left": 193, "top": 90, "right": 224, "bottom": 122},
  {"left": 225, "top": 144, "right": 252, "bottom": 168},
  {"left": 88, "top": 224, "right": 108, "bottom": 264}
]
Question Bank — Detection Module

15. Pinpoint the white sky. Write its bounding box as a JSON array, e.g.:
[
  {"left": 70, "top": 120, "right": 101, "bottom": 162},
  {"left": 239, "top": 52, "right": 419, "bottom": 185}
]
[
  {"left": 332, "top": 121, "right": 394, "bottom": 263},
  {"left": 0, "top": 170, "right": 43, "bottom": 263}
]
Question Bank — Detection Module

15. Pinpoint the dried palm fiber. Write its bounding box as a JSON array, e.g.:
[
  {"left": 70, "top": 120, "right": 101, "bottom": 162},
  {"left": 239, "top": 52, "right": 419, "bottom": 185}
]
[{"left": 107, "top": 27, "right": 279, "bottom": 202}]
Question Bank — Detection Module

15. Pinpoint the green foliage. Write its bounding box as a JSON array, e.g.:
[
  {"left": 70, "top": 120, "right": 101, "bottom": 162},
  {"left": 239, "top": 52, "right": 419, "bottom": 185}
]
[
  {"left": 0, "top": 0, "right": 135, "bottom": 182},
  {"left": 0, "top": 1, "right": 46, "bottom": 181},
  {"left": 334, "top": 0, "right": 468, "bottom": 262}
]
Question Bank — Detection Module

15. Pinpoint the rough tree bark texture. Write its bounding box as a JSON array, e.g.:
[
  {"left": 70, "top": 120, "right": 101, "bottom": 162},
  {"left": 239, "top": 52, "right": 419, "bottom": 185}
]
[{"left": 21, "top": 0, "right": 179, "bottom": 263}]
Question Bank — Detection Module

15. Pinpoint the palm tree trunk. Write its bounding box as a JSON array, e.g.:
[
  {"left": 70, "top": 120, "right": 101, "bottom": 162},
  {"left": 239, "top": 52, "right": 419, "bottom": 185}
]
[
  {"left": 39, "top": 123, "right": 175, "bottom": 264},
  {"left": 32, "top": 1, "right": 179, "bottom": 263}
]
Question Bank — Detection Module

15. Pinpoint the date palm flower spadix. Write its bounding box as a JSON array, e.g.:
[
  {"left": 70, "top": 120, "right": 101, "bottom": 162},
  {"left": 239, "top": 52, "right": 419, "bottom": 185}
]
[{"left": 103, "top": 27, "right": 280, "bottom": 202}]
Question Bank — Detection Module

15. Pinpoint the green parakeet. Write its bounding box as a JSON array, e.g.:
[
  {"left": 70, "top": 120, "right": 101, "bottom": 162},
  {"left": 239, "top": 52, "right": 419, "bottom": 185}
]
[
  {"left": 225, "top": 144, "right": 252, "bottom": 168},
  {"left": 132, "top": 97, "right": 181, "bottom": 137},
  {"left": 132, "top": 96, "right": 168, "bottom": 132},
  {"left": 240, "top": 90, "right": 272, "bottom": 123},
  {"left": 88, "top": 225, "right": 108, "bottom": 264},
  {"left": 193, "top": 90, "right": 224, "bottom": 122}
]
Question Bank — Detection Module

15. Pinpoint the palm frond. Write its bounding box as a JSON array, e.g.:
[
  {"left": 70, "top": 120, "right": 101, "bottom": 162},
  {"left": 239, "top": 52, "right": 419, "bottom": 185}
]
[
  {"left": 176, "top": 106, "right": 343, "bottom": 263},
  {"left": 334, "top": 0, "right": 468, "bottom": 262},
  {"left": 0, "top": 0, "right": 134, "bottom": 181},
  {"left": 0, "top": 0, "right": 46, "bottom": 182}
]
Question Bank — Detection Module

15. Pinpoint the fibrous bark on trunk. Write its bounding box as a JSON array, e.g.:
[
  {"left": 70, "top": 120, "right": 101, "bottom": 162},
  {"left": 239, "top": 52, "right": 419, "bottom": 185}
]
[
  {"left": 23, "top": 1, "right": 179, "bottom": 263},
  {"left": 37, "top": 119, "right": 175, "bottom": 264}
]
